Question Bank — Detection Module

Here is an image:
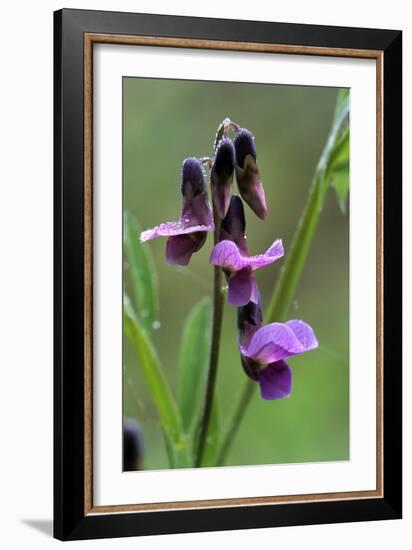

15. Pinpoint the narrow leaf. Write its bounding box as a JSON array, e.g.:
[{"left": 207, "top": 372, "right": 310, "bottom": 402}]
[
  {"left": 124, "top": 212, "right": 158, "bottom": 332},
  {"left": 178, "top": 298, "right": 212, "bottom": 434},
  {"left": 327, "top": 127, "right": 349, "bottom": 213},
  {"left": 124, "top": 297, "right": 190, "bottom": 467}
]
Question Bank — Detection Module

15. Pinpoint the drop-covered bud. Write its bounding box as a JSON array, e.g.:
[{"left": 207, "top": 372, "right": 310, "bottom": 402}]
[
  {"left": 123, "top": 418, "right": 143, "bottom": 471},
  {"left": 234, "top": 129, "right": 268, "bottom": 220},
  {"left": 211, "top": 138, "right": 236, "bottom": 218},
  {"left": 180, "top": 157, "right": 207, "bottom": 199},
  {"left": 180, "top": 157, "right": 213, "bottom": 228}
]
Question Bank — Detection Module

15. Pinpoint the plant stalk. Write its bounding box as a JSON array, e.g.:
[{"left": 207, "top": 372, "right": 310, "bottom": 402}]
[
  {"left": 195, "top": 204, "right": 225, "bottom": 467},
  {"left": 215, "top": 378, "right": 255, "bottom": 466}
]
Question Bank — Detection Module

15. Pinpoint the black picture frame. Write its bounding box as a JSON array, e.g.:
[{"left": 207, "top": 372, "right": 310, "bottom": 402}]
[{"left": 54, "top": 8, "right": 402, "bottom": 541}]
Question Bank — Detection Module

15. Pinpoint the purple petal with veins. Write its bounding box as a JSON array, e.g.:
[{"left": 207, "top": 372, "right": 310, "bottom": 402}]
[
  {"left": 257, "top": 360, "right": 292, "bottom": 400},
  {"left": 285, "top": 320, "right": 318, "bottom": 350},
  {"left": 140, "top": 219, "right": 214, "bottom": 242},
  {"left": 210, "top": 239, "right": 284, "bottom": 273},
  {"left": 240, "top": 320, "right": 318, "bottom": 364}
]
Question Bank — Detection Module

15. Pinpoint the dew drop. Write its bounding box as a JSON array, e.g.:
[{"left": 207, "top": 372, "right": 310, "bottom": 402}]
[{"left": 152, "top": 320, "right": 161, "bottom": 330}]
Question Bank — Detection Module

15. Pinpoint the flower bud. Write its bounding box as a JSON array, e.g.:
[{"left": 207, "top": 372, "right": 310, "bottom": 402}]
[
  {"left": 237, "top": 296, "right": 263, "bottom": 346},
  {"left": 180, "top": 157, "right": 213, "bottom": 228},
  {"left": 220, "top": 195, "right": 247, "bottom": 254},
  {"left": 234, "top": 129, "right": 268, "bottom": 220},
  {"left": 180, "top": 157, "right": 207, "bottom": 199},
  {"left": 211, "top": 138, "right": 236, "bottom": 219},
  {"left": 238, "top": 297, "right": 263, "bottom": 381},
  {"left": 123, "top": 418, "right": 143, "bottom": 471}
]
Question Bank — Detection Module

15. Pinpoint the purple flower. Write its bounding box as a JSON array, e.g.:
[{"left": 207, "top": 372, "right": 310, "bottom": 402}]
[
  {"left": 210, "top": 196, "right": 283, "bottom": 306},
  {"left": 140, "top": 158, "right": 214, "bottom": 265},
  {"left": 234, "top": 129, "right": 268, "bottom": 220},
  {"left": 211, "top": 138, "right": 236, "bottom": 219},
  {"left": 238, "top": 300, "right": 318, "bottom": 400}
]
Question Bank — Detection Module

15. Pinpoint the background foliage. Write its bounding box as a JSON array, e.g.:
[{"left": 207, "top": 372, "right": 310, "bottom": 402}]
[{"left": 123, "top": 78, "right": 349, "bottom": 470}]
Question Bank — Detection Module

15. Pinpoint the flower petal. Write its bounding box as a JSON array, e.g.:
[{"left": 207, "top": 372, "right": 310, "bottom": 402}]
[
  {"left": 210, "top": 239, "right": 283, "bottom": 273},
  {"left": 257, "top": 360, "right": 292, "bottom": 400},
  {"left": 246, "top": 239, "right": 284, "bottom": 270},
  {"left": 181, "top": 192, "right": 214, "bottom": 227},
  {"left": 140, "top": 219, "right": 214, "bottom": 242},
  {"left": 165, "top": 233, "right": 206, "bottom": 265},
  {"left": 240, "top": 321, "right": 317, "bottom": 364},
  {"left": 210, "top": 240, "right": 245, "bottom": 271},
  {"left": 286, "top": 320, "right": 318, "bottom": 351},
  {"left": 228, "top": 270, "right": 259, "bottom": 306}
]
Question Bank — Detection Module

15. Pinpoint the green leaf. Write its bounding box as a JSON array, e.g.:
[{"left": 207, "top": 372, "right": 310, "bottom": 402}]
[
  {"left": 327, "top": 127, "right": 349, "bottom": 213},
  {"left": 200, "top": 397, "right": 221, "bottom": 467},
  {"left": 124, "top": 212, "right": 158, "bottom": 332},
  {"left": 332, "top": 88, "right": 349, "bottom": 125},
  {"left": 124, "top": 297, "right": 190, "bottom": 467},
  {"left": 178, "top": 298, "right": 212, "bottom": 434}
]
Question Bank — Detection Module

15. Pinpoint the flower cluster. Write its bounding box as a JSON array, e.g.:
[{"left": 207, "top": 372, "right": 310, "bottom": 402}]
[{"left": 141, "top": 120, "right": 318, "bottom": 400}]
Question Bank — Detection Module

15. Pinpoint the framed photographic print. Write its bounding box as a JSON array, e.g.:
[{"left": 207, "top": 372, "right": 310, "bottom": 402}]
[{"left": 54, "top": 8, "right": 402, "bottom": 541}]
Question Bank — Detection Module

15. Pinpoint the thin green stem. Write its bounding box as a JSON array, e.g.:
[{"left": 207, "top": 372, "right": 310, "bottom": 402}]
[
  {"left": 195, "top": 204, "right": 225, "bottom": 467},
  {"left": 215, "top": 378, "right": 255, "bottom": 466},
  {"left": 265, "top": 170, "right": 322, "bottom": 323}
]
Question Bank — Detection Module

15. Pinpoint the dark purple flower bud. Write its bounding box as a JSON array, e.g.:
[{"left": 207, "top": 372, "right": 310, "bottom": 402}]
[
  {"left": 237, "top": 296, "right": 263, "bottom": 381},
  {"left": 211, "top": 138, "right": 236, "bottom": 218},
  {"left": 123, "top": 418, "right": 143, "bottom": 471},
  {"left": 180, "top": 157, "right": 207, "bottom": 199},
  {"left": 237, "top": 297, "right": 263, "bottom": 345},
  {"left": 220, "top": 195, "right": 247, "bottom": 254},
  {"left": 141, "top": 158, "right": 214, "bottom": 265},
  {"left": 234, "top": 129, "right": 268, "bottom": 220}
]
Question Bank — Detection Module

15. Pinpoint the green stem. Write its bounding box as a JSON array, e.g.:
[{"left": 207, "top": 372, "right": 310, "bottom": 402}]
[
  {"left": 265, "top": 170, "right": 322, "bottom": 323},
  {"left": 195, "top": 205, "right": 225, "bottom": 467},
  {"left": 215, "top": 378, "right": 255, "bottom": 466}
]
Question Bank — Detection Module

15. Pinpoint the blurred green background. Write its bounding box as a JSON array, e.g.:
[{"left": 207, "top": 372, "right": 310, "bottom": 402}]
[{"left": 123, "top": 77, "right": 349, "bottom": 470}]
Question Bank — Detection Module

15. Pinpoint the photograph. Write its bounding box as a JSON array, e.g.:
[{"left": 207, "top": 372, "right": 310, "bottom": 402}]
[{"left": 122, "top": 78, "right": 350, "bottom": 471}]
